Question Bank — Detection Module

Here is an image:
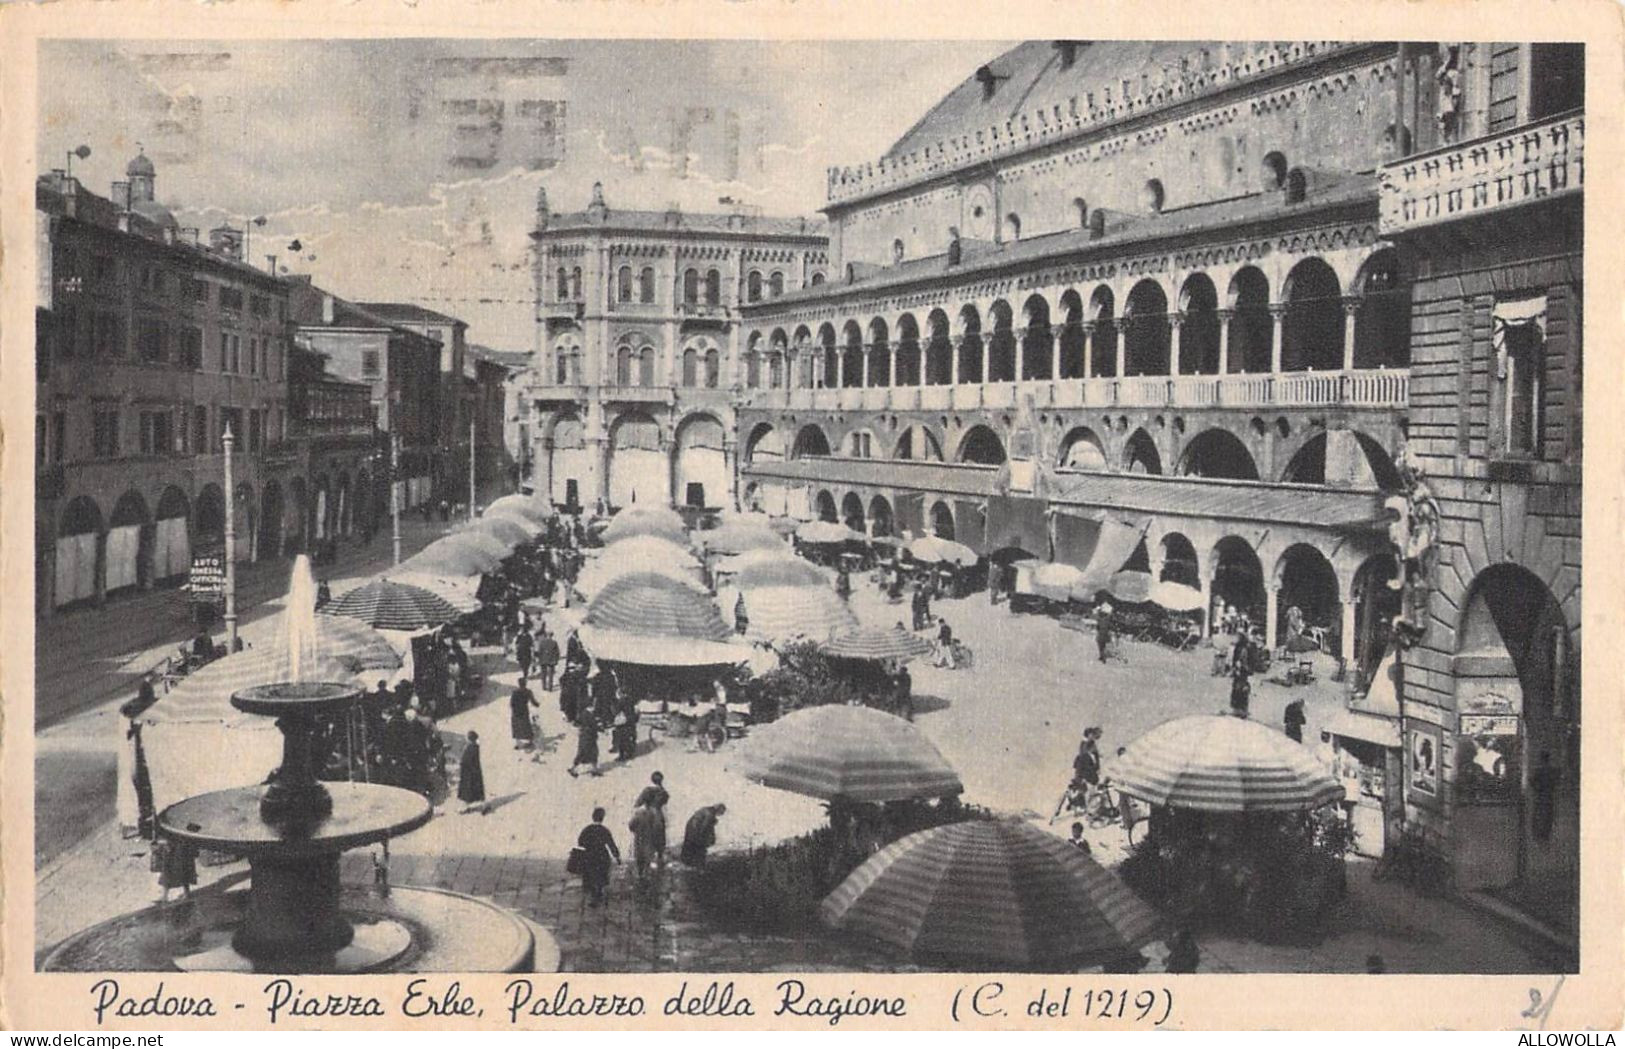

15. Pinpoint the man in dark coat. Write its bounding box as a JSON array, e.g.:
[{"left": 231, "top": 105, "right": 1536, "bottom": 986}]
[
  {"left": 534, "top": 628, "right": 561, "bottom": 691},
  {"left": 1283, "top": 698, "right": 1307, "bottom": 743},
  {"left": 509, "top": 682, "right": 538, "bottom": 750},
  {"left": 514, "top": 626, "right": 534, "bottom": 682},
  {"left": 457, "top": 730, "right": 488, "bottom": 814},
  {"left": 576, "top": 807, "right": 620, "bottom": 906},
  {"left": 734, "top": 592, "right": 750, "bottom": 636},
  {"left": 680, "top": 804, "right": 726, "bottom": 867}
]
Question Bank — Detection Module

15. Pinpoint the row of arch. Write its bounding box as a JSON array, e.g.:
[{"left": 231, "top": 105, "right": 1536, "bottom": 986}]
[
  {"left": 592, "top": 266, "right": 821, "bottom": 308},
  {"left": 743, "top": 250, "right": 1408, "bottom": 390},
  {"left": 748, "top": 418, "right": 1398, "bottom": 487},
  {"left": 544, "top": 408, "right": 731, "bottom": 511},
  {"left": 51, "top": 472, "right": 381, "bottom": 607}
]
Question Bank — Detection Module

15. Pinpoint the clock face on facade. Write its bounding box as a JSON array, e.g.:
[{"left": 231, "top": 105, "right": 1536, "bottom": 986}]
[{"left": 963, "top": 184, "right": 994, "bottom": 240}]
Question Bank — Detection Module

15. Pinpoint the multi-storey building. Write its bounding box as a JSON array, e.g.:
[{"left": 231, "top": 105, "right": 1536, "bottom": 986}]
[
  {"left": 1376, "top": 42, "right": 1583, "bottom": 942},
  {"left": 466, "top": 345, "right": 527, "bottom": 505},
  {"left": 357, "top": 301, "right": 469, "bottom": 505},
  {"left": 526, "top": 183, "right": 827, "bottom": 512},
  {"left": 284, "top": 344, "right": 384, "bottom": 544},
  {"left": 35, "top": 153, "right": 296, "bottom": 616},
  {"left": 287, "top": 280, "right": 443, "bottom": 520},
  {"left": 738, "top": 40, "right": 1413, "bottom": 678}
]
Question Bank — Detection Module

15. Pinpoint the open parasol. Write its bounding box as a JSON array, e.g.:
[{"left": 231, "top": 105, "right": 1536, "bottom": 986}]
[
  {"left": 906, "top": 535, "right": 978, "bottom": 566},
  {"left": 820, "top": 819, "right": 1162, "bottom": 969},
  {"left": 399, "top": 539, "right": 503, "bottom": 578},
  {"left": 797, "top": 520, "right": 864, "bottom": 545},
  {"left": 1105, "top": 713, "right": 1344, "bottom": 812},
  {"left": 486, "top": 493, "right": 551, "bottom": 524},
  {"left": 576, "top": 626, "right": 747, "bottom": 668},
  {"left": 584, "top": 571, "right": 731, "bottom": 642},
  {"left": 821, "top": 624, "right": 935, "bottom": 663},
  {"left": 601, "top": 506, "right": 689, "bottom": 546},
  {"left": 1031, "top": 562, "right": 1086, "bottom": 602},
  {"left": 462, "top": 514, "right": 536, "bottom": 547},
  {"left": 319, "top": 578, "right": 464, "bottom": 631},
  {"left": 723, "top": 549, "right": 829, "bottom": 589},
  {"left": 734, "top": 704, "right": 961, "bottom": 802},
  {"left": 576, "top": 536, "right": 705, "bottom": 597},
  {"left": 1149, "top": 580, "right": 1204, "bottom": 613},
  {"left": 738, "top": 584, "right": 858, "bottom": 643},
  {"left": 696, "top": 520, "right": 784, "bottom": 555}
]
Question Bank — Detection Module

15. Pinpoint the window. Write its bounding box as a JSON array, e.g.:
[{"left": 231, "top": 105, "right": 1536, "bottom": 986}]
[
  {"left": 683, "top": 269, "right": 699, "bottom": 304},
  {"left": 705, "top": 269, "right": 721, "bottom": 305},
  {"left": 219, "top": 332, "right": 230, "bottom": 371},
  {"left": 810, "top": 272, "right": 825, "bottom": 286},
  {"left": 570, "top": 268, "right": 582, "bottom": 300},
  {"left": 1073, "top": 197, "right": 1088, "bottom": 228},
  {"left": 639, "top": 267, "right": 656, "bottom": 303},
  {"left": 617, "top": 266, "right": 633, "bottom": 303},
  {"left": 249, "top": 408, "right": 263, "bottom": 453},
  {"left": 1529, "top": 44, "right": 1584, "bottom": 121},
  {"left": 96, "top": 312, "right": 123, "bottom": 357},
  {"left": 616, "top": 345, "right": 632, "bottom": 385},
  {"left": 191, "top": 279, "right": 209, "bottom": 303},
  {"left": 704, "top": 348, "right": 720, "bottom": 388},
  {"left": 769, "top": 272, "right": 785, "bottom": 298},
  {"left": 362, "top": 349, "right": 381, "bottom": 378},
  {"left": 1142, "top": 179, "right": 1165, "bottom": 214},
  {"left": 92, "top": 405, "right": 120, "bottom": 458},
  {"left": 556, "top": 267, "right": 569, "bottom": 300},
  {"left": 1496, "top": 296, "right": 1548, "bottom": 458},
  {"left": 747, "top": 270, "right": 763, "bottom": 303},
  {"left": 247, "top": 337, "right": 258, "bottom": 375},
  {"left": 219, "top": 287, "right": 244, "bottom": 312},
  {"left": 56, "top": 306, "right": 80, "bottom": 359},
  {"left": 682, "top": 348, "right": 698, "bottom": 387},
  {"left": 193, "top": 405, "right": 208, "bottom": 454},
  {"left": 1005, "top": 213, "right": 1021, "bottom": 240},
  {"left": 181, "top": 327, "right": 203, "bottom": 369},
  {"left": 250, "top": 294, "right": 270, "bottom": 317},
  {"left": 137, "top": 318, "right": 165, "bottom": 362},
  {"left": 52, "top": 411, "right": 66, "bottom": 464},
  {"left": 220, "top": 407, "right": 244, "bottom": 449},
  {"left": 139, "top": 410, "right": 173, "bottom": 456},
  {"left": 230, "top": 334, "right": 242, "bottom": 373}
]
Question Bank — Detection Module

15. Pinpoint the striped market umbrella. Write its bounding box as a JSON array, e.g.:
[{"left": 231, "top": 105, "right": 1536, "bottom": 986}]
[
  {"left": 577, "top": 537, "right": 705, "bottom": 597},
  {"left": 734, "top": 704, "right": 961, "bottom": 802},
  {"left": 696, "top": 521, "right": 784, "bottom": 555},
  {"left": 601, "top": 506, "right": 689, "bottom": 546},
  {"left": 388, "top": 572, "right": 482, "bottom": 613},
  {"left": 739, "top": 584, "right": 858, "bottom": 643},
  {"left": 463, "top": 514, "right": 536, "bottom": 547},
  {"left": 320, "top": 578, "right": 463, "bottom": 631},
  {"left": 399, "top": 539, "right": 502, "bottom": 578},
  {"left": 1105, "top": 713, "right": 1344, "bottom": 813},
  {"left": 822, "top": 624, "right": 935, "bottom": 663},
  {"left": 585, "top": 571, "right": 731, "bottom": 642},
  {"left": 820, "top": 819, "right": 1162, "bottom": 969},
  {"left": 906, "top": 535, "right": 978, "bottom": 566},
  {"left": 797, "top": 520, "right": 864, "bottom": 545},
  {"left": 725, "top": 550, "right": 828, "bottom": 589},
  {"left": 577, "top": 626, "right": 748, "bottom": 668},
  {"left": 486, "top": 493, "right": 551, "bottom": 524}
]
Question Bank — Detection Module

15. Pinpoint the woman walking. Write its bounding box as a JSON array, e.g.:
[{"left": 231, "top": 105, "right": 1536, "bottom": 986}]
[
  {"left": 509, "top": 681, "right": 539, "bottom": 750},
  {"left": 456, "top": 730, "right": 488, "bottom": 815},
  {"left": 574, "top": 807, "right": 621, "bottom": 906},
  {"left": 567, "top": 709, "right": 601, "bottom": 777}
]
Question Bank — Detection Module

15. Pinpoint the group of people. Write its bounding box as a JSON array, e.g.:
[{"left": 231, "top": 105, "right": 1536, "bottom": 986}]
[{"left": 569, "top": 771, "right": 729, "bottom": 907}]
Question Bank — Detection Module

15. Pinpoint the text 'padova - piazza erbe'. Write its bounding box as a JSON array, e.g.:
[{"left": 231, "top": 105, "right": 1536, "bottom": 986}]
[{"left": 34, "top": 38, "right": 1581, "bottom": 979}]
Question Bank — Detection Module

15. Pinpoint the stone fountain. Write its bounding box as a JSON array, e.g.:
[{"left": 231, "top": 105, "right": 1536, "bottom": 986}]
[{"left": 43, "top": 558, "right": 536, "bottom": 973}]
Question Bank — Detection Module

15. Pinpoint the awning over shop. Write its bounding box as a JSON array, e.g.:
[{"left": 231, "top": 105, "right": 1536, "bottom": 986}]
[
  {"left": 984, "top": 495, "right": 1050, "bottom": 558},
  {"left": 1075, "top": 513, "right": 1152, "bottom": 595},
  {"left": 894, "top": 492, "right": 925, "bottom": 540},
  {"left": 1326, "top": 707, "right": 1401, "bottom": 748}
]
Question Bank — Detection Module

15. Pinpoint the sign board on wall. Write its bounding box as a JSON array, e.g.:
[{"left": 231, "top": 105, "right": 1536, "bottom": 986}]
[{"left": 187, "top": 547, "right": 227, "bottom": 599}]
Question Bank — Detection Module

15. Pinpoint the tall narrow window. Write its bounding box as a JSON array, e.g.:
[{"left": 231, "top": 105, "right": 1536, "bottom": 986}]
[
  {"left": 1494, "top": 295, "right": 1548, "bottom": 458},
  {"left": 706, "top": 269, "right": 721, "bottom": 305},
  {"left": 769, "top": 272, "right": 785, "bottom": 298},
  {"left": 747, "top": 271, "right": 763, "bottom": 303},
  {"left": 639, "top": 267, "right": 656, "bottom": 303},
  {"left": 683, "top": 269, "right": 699, "bottom": 304},
  {"left": 617, "top": 266, "right": 633, "bottom": 302},
  {"left": 556, "top": 267, "right": 569, "bottom": 300}
]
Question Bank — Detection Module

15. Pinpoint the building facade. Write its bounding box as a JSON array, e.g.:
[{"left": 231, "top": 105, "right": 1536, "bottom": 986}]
[
  {"left": 284, "top": 344, "right": 385, "bottom": 546},
  {"left": 358, "top": 301, "right": 469, "bottom": 506},
  {"left": 35, "top": 155, "right": 296, "bottom": 616},
  {"left": 1376, "top": 42, "right": 1583, "bottom": 941},
  {"left": 526, "top": 183, "right": 827, "bottom": 512}
]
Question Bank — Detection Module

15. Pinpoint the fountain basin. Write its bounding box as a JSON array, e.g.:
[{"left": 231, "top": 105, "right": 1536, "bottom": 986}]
[{"left": 160, "top": 782, "right": 432, "bottom": 858}]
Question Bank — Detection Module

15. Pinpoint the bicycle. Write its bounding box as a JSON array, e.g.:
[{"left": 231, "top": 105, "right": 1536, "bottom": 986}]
[{"left": 1086, "top": 783, "right": 1143, "bottom": 845}]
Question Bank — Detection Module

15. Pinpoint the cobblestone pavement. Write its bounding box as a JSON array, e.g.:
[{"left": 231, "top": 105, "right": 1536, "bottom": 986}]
[{"left": 33, "top": 563, "right": 1563, "bottom": 974}]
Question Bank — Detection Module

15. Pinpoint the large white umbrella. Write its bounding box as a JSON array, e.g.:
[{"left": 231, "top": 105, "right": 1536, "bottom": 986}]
[
  {"left": 576, "top": 536, "right": 705, "bottom": 597},
  {"left": 735, "top": 704, "right": 962, "bottom": 802},
  {"left": 1105, "top": 713, "right": 1344, "bottom": 812}
]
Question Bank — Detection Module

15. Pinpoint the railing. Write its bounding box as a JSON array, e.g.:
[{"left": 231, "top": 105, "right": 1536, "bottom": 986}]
[
  {"left": 919, "top": 386, "right": 951, "bottom": 411},
  {"left": 1170, "top": 376, "right": 1220, "bottom": 407},
  {"left": 1118, "top": 377, "right": 1170, "bottom": 407},
  {"left": 1378, "top": 111, "right": 1583, "bottom": 234},
  {"left": 1217, "top": 374, "right": 1274, "bottom": 407},
  {"left": 1275, "top": 371, "right": 1343, "bottom": 406}
]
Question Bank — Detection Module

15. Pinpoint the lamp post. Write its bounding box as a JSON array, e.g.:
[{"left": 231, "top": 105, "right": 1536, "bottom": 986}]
[
  {"left": 469, "top": 417, "right": 477, "bottom": 520},
  {"left": 65, "top": 144, "right": 90, "bottom": 178},
  {"left": 223, "top": 424, "right": 239, "bottom": 651},
  {"left": 391, "top": 431, "right": 402, "bottom": 567}
]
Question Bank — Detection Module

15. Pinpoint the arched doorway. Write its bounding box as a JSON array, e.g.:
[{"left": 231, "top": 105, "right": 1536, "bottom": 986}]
[
  {"left": 1058, "top": 290, "right": 1087, "bottom": 379},
  {"left": 868, "top": 495, "right": 895, "bottom": 538},
  {"left": 1123, "top": 428, "right": 1162, "bottom": 474},
  {"left": 815, "top": 490, "right": 838, "bottom": 523},
  {"left": 1273, "top": 543, "right": 1340, "bottom": 649},
  {"left": 957, "top": 305, "right": 984, "bottom": 384},
  {"left": 107, "top": 491, "right": 152, "bottom": 595},
  {"left": 924, "top": 309, "right": 952, "bottom": 385},
  {"left": 1021, "top": 294, "right": 1053, "bottom": 380},
  {"left": 56, "top": 496, "right": 104, "bottom": 608},
  {"left": 1454, "top": 565, "right": 1578, "bottom": 934},
  {"left": 195, "top": 485, "right": 226, "bottom": 546},
  {"left": 841, "top": 321, "right": 864, "bottom": 388},
  {"left": 1178, "top": 274, "right": 1221, "bottom": 375},
  {"left": 1123, "top": 280, "right": 1170, "bottom": 376},
  {"left": 745, "top": 423, "right": 785, "bottom": 464},
  {"left": 1178, "top": 428, "right": 1259, "bottom": 480},
  {"left": 987, "top": 300, "right": 1016, "bottom": 382},
  {"left": 867, "top": 318, "right": 891, "bottom": 387},
  {"left": 154, "top": 486, "right": 191, "bottom": 583},
  {"left": 958, "top": 425, "right": 1006, "bottom": 465},
  {"left": 550, "top": 414, "right": 588, "bottom": 510},
  {"left": 1282, "top": 257, "right": 1344, "bottom": 372},
  {"left": 608, "top": 410, "right": 667, "bottom": 509},
  {"left": 1227, "top": 267, "right": 1273, "bottom": 373},
  {"left": 930, "top": 500, "right": 956, "bottom": 540},
  {"left": 260, "top": 481, "right": 285, "bottom": 562},
  {"left": 1211, "top": 536, "right": 1265, "bottom": 627},
  {"left": 1353, "top": 248, "right": 1411, "bottom": 369},
  {"left": 841, "top": 492, "right": 866, "bottom": 533},
  {"left": 1089, "top": 286, "right": 1118, "bottom": 377},
  {"left": 791, "top": 424, "right": 832, "bottom": 460},
  {"left": 1350, "top": 553, "right": 1401, "bottom": 679},
  {"left": 1158, "top": 533, "right": 1201, "bottom": 587},
  {"left": 673, "top": 413, "right": 727, "bottom": 509},
  {"left": 895, "top": 314, "right": 921, "bottom": 387}
]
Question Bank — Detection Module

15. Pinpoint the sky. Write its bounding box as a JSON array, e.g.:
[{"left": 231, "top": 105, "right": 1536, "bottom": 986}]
[{"left": 39, "top": 39, "right": 1013, "bottom": 352}]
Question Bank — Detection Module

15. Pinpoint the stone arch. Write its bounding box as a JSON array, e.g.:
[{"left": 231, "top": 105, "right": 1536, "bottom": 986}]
[
  {"left": 233, "top": 482, "right": 257, "bottom": 563},
  {"left": 957, "top": 304, "right": 984, "bottom": 384},
  {"left": 818, "top": 322, "right": 839, "bottom": 388},
  {"left": 1272, "top": 542, "right": 1341, "bottom": 647},
  {"left": 548, "top": 411, "right": 588, "bottom": 509},
  {"left": 672, "top": 411, "right": 727, "bottom": 509},
  {"left": 925, "top": 308, "right": 953, "bottom": 385},
  {"left": 107, "top": 490, "right": 152, "bottom": 594},
  {"left": 1177, "top": 272, "right": 1221, "bottom": 375},
  {"left": 154, "top": 485, "right": 192, "bottom": 581},
  {"left": 1211, "top": 534, "right": 1266, "bottom": 625},
  {"left": 551, "top": 329, "right": 584, "bottom": 384},
  {"left": 791, "top": 423, "right": 833, "bottom": 460},
  {"left": 744, "top": 422, "right": 785, "bottom": 464},
  {"left": 1088, "top": 285, "right": 1118, "bottom": 377},
  {"left": 841, "top": 319, "right": 864, "bottom": 388},
  {"left": 1058, "top": 289, "right": 1087, "bottom": 379},
  {"left": 1353, "top": 246, "right": 1410, "bottom": 369},
  {"left": 1057, "top": 425, "right": 1107, "bottom": 469},
  {"left": 815, "top": 490, "right": 838, "bottom": 523},
  {"left": 957, "top": 424, "right": 1006, "bottom": 466},
  {"left": 987, "top": 299, "right": 1016, "bottom": 382},
  {"left": 195, "top": 484, "right": 226, "bottom": 542},
  {"left": 607, "top": 408, "right": 667, "bottom": 509},
  {"left": 1123, "top": 427, "right": 1162, "bottom": 474},
  {"left": 1021, "top": 293, "right": 1053, "bottom": 380},
  {"left": 1158, "top": 532, "right": 1201, "bottom": 587},
  {"left": 894, "top": 423, "right": 945, "bottom": 462},
  {"left": 1226, "top": 265, "right": 1274, "bottom": 373},
  {"left": 285, "top": 477, "right": 309, "bottom": 553},
  {"left": 867, "top": 316, "right": 891, "bottom": 387},
  {"left": 1123, "top": 279, "right": 1170, "bottom": 375},
  {"left": 930, "top": 499, "right": 956, "bottom": 540},
  {"left": 1177, "top": 427, "right": 1259, "bottom": 480},
  {"left": 895, "top": 313, "right": 922, "bottom": 387},
  {"left": 1281, "top": 256, "right": 1343, "bottom": 372},
  {"left": 869, "top": 495, "right": 895, "bottom": 538},
  {"left": 258, "top": 479, "right": 284, "bottom": 562},
  {"left": 1350, "top": 552, "right": 1401, "bottom": 678},
  {"left": 841, "top": 491, "right": 866, "bottom": 532},
  {"left": 55, "top": 495, "right": 106, "bottom": 607},
  {"left": 1280, "top": 430, "right": 1401, "bottom": 488}
]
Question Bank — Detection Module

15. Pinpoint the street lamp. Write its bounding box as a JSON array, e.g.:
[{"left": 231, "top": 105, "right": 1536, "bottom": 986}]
[
  {"left": 222, "top": 424, "right": 239, "bottom": 651},
  {"left": 65, "top": 144, "right": 90, "bottom": 179}
]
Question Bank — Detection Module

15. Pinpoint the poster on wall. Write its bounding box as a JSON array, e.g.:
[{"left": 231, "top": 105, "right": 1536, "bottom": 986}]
[{"left": 1406, "top": 721, "right": 1443, "bottom": 808}]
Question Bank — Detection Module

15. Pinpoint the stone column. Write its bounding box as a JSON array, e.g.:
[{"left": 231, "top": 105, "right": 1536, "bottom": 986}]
[
  {"left": 861, "top": 346, "right": 872, "bottom": 388},
  {"left": 1114, "top": 320, "right": 1127, "bottom": 378},
  {"left": 1081, "top": 322, "right": 1097, "bottom": 379},
  {"left": 1342, "top": 296, "right": 1362, "bottom": 372},
  {"left": 1217, "top": 308, "right": 1234, "bottom": 375},
  {"left": 1199, "top": 563, "right": 1216, "bottom": 639},
  {"left": 836, "top": 347, "right": 846, "bottom": 389},
  {"left": 1340, "top": 593, "right": 1357, "bottom": 666},
  {"left": 917, "top": 343, "right": 927, "bottom": 389},
  {"left": 885, "top": 344, "right": 895, "bottom": 388},
  {"left": 1265, "top": 583, "right": 1281, "bottom": 652},
  {"left": 1049, "top": 330, "right": 1061, "bottom": 381},
  {"left": 1269, "top": 304, "right": 1286, "bottom": 374},
  {"left": 980, "top": 338, "right": 991, "bottom": 386},
  {"left": 1169, "top": 313, "right": 1185, "bottom": 377},
  {"left": 951, "top": 337, "right": 962, "bottom": 386}
]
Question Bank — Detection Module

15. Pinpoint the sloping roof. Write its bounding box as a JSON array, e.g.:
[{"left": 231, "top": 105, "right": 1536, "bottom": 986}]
[
  {"left": 541, "top": 209, "right": 826, "bottom": 239},
  {"left": 760, "top": 173, "right": 1375, "bottom": 309},
  {"left": 356, "top": 302, "right": 466, "bottom": 328},
  {"left": 466, "top": 344, "right": 531, "bottom": 370}
]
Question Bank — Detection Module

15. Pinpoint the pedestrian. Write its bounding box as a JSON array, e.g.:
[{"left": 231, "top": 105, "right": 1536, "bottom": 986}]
[
  {"left": 680, "top": 803, "right": 726, "bottom": 867},
  {"left": 567, "top": 712, "right": 600, "bottom": 777},
  {"left": 509, "top": 681, "right": 539, "bottom": 750},
  {"left": 316, "top": 578, "right": 332, "bottom": 610},
  {"left": 1068, "top": 821, "right": 1093, "bottom": 856},
  {"left": 1074, "top": 729, "right": 1103, "bottom": 796},
  {"left": 1164, "top": 927, "right": 1200, "bottom": 973},
  {"left": 911, "top": 587, "right": 926, "bottom": 631},
  {"left": 628, "top": 801, "right": 666, "bottom": 883},
  {"left": 1229, "top": 664, "right": 1251, "bottom": 718},
  {"left": 457, "top": 730, "right": 488, "bottom": 814},
  {"left": 559, "top": 662, "right": 585, "bottom": 724},
  {"left": 1096, "top": 602, "right": 1115, "bottom": 663},
  {"left": 573, "top": 807, "right": 620, "bottom": 906},
  {"left": 535, "top": 627, "right": 560, "bottom": 691},
  {"left": 894, "top": 662, "right": 914, "bottom": 721},
  {"left": 153, "top": 833, "right": 197, "bottom": 903},
  {"left": 635, "top": 770, "right": 670, "bottom": 812},
  {"left": 590, "top": 663, "right": 620, "bottom": 729},
  {"left": 734, "top": 591, "right": 750, "bottom": 636},
  {"left": 565, "top": 629, "right": 590, "bottom": 673},
  {"left": 612, "top": 698, "right": 639, "bottom": 763},
  {"left": 934, "top": 618, "right": 956, "bottom": 669},
  {"left": 514, "top": 625, "right": 534, "bottom": 681},
  {"left": 1284, "top": 698, "right": 1307, "bottom": 743},
  {"left": 835, "top": 568, "right": 852, "bottom": 601}
]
